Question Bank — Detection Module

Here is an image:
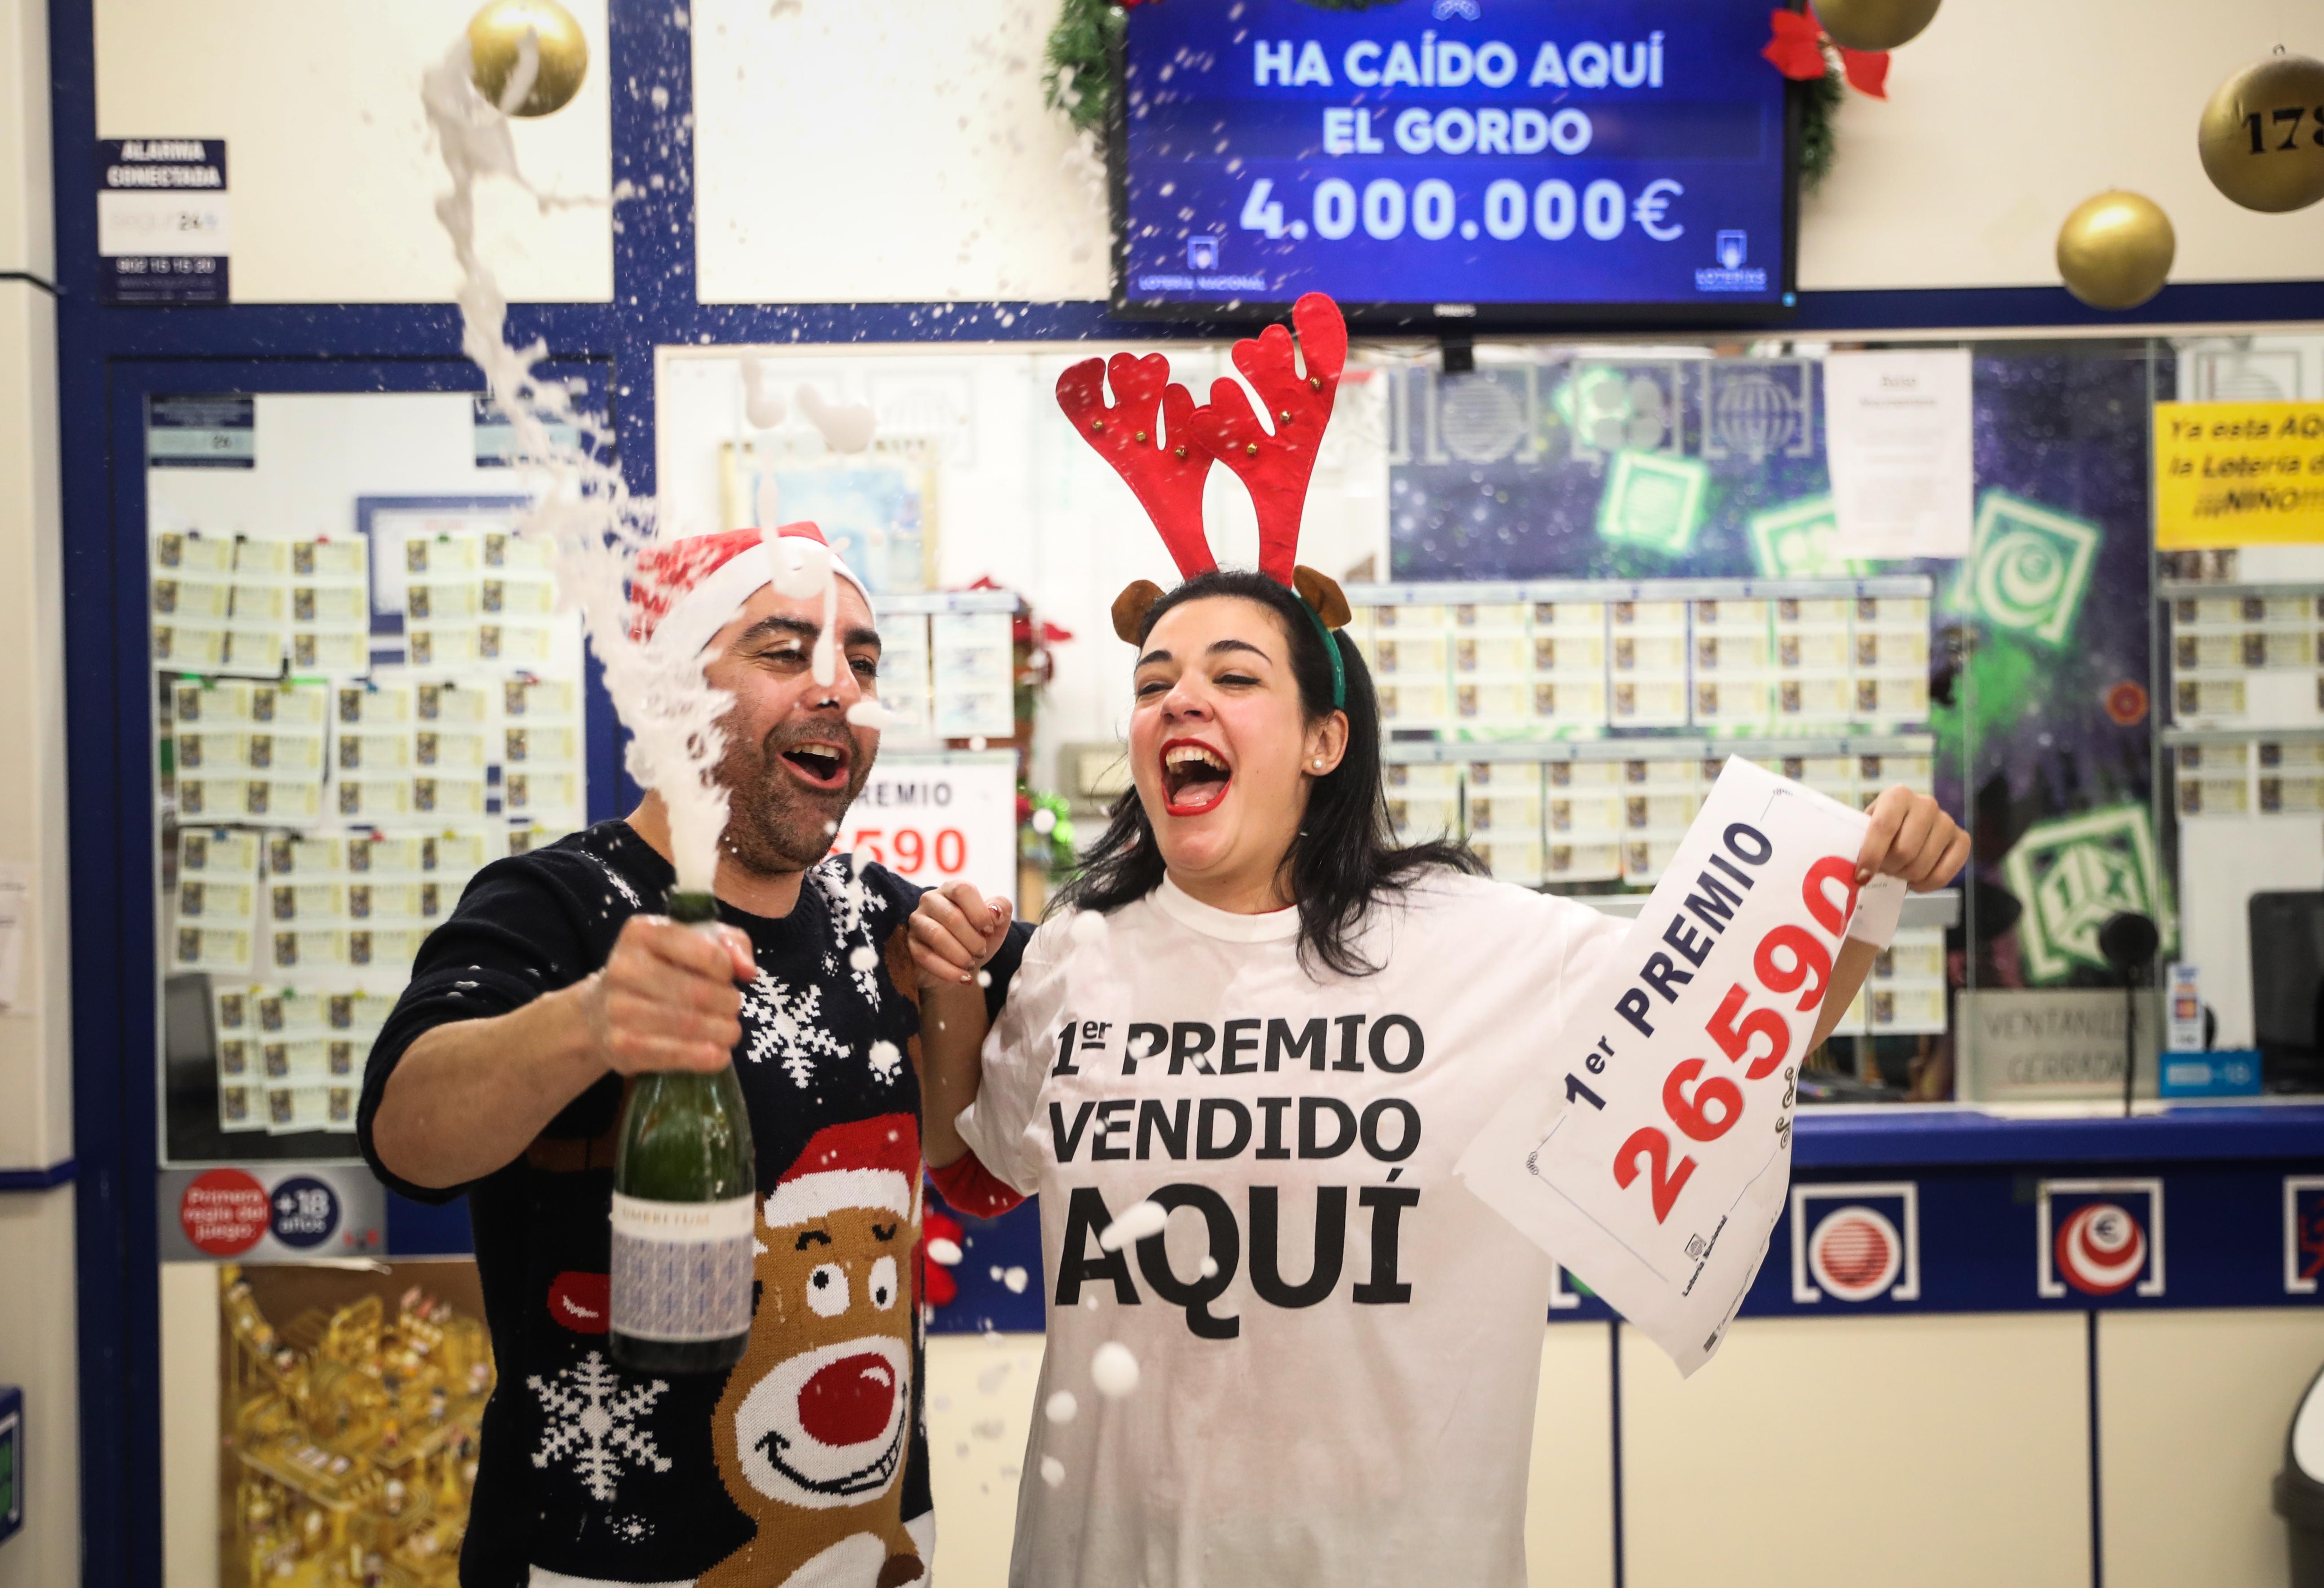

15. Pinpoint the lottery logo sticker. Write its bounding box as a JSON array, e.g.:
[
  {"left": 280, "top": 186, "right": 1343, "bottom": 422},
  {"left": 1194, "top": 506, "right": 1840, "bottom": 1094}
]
[
  {"left": 180, "top": 1167, "right": 269, "bottom": 1257},
  {"left": 1790, "top": 1182, "right": 1920, "bottom": 1304},
  {"left": 2285, "top": 1177, "right": 2324, "bottom": 1296},
  {"left": 2037, "top": 1178, "right": 2165, "bottom": 1300},
  {"left": 268, "top": 1174, "right": 340, "bottom": 1249},
  {"left": 1947, "top": 490, "right": 2101, "bottom": 648},
  {"left": 2000, "top": 805, "right": 2166, "bottom": 984}
]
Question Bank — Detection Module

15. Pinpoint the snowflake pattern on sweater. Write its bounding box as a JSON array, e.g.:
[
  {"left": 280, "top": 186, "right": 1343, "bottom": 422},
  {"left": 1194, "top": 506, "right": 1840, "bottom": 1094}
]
[
  {"left": 738, "top": 973, "right": 849, "bottom": 1088},
  {"left": 528, "top": 1351, "right": 675, "bottom": 1504}
]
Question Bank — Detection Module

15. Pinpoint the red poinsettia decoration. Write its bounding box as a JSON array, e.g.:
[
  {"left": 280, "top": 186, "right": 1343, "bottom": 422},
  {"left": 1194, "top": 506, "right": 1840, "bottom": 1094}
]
[{"left": 1763, "top": 7, "right": 1889, "bottom": 98}]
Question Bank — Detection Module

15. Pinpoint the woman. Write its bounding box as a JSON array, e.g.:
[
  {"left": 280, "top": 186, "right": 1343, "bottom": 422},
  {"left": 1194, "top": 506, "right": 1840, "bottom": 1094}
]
[{"left": 908, "top": 299, "right": 1969, "bottom": 1587}]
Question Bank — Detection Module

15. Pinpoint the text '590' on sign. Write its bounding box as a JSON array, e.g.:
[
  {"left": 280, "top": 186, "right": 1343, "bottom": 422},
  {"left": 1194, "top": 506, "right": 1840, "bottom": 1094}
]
[{"left": 836, "top": 753, "right": 1020, "bottom": 910}]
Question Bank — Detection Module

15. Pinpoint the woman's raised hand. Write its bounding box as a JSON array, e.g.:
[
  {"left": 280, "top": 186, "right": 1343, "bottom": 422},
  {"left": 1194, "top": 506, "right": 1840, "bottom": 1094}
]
[
  {"left": 908, "top": 882, "right": 1015, "bottom": 989},
  {"left": 1855, "top": 785, "right": 1973, "bottom": 893}
]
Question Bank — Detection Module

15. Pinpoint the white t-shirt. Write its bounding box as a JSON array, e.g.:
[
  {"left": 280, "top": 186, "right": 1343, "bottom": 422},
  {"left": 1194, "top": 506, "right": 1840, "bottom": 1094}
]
[{"left": 955, "top": 868, "right": 1630, "bottom": 1588}]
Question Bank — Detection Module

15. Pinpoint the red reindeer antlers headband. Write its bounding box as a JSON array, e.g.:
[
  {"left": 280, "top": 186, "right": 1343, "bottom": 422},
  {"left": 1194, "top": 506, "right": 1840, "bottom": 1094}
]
[{"left": 1056, "top": 291, "right": 1354, "bottom": 645}]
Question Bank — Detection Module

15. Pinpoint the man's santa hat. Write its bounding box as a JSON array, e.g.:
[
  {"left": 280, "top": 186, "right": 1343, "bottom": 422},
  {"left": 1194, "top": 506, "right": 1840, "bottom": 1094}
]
[
  {"left": 629, "top": 522, "right": 870, "bottom": 659},
  {"left": 764, "top": 1113, "right": 921, "bottom": 1230}
]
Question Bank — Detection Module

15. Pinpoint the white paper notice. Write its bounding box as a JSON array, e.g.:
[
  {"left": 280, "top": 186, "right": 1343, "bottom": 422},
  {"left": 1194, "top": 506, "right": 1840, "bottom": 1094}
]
[
  {"left": 1823, "top": 349, "right": 1973, "bottom": 560},
  {"left": 1456, "top": 758, "right": 1872, "bottom": 1375},
  {"left": 0, "top": 864, "right": 29, "bottom": 1014}
]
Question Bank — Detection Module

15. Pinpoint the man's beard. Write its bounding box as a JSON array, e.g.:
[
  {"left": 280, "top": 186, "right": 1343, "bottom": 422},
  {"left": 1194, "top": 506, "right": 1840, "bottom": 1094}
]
[{"left": 716, "top": 721, "right": 872, "bottom": 875}]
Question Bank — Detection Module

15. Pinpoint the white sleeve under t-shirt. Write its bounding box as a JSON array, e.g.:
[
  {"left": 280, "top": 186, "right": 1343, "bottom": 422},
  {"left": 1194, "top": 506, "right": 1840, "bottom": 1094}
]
[{"left": 955, "top": 866, "right": 1630, "bottom": 1588}]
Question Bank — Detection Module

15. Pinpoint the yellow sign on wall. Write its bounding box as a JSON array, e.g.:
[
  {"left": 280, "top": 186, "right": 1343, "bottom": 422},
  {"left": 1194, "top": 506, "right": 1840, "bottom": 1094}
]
[{"left": 2154, "top": 401, "right": 2324, "bottom": 548}]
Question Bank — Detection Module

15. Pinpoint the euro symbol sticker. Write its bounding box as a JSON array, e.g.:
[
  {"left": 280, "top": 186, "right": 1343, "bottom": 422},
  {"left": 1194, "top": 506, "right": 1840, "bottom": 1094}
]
[{"left": 1633, "top": 179, "right": 1684, "bottom": 242}]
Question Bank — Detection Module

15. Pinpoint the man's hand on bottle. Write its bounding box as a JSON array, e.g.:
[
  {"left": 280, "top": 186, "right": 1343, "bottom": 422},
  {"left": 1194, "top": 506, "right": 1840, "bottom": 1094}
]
[
  {"left": 582, "top": 915, "right": 758, "bottom": 1075},
  {"left": 908, "top": 883, "right": 1014, "bottom": 990}
]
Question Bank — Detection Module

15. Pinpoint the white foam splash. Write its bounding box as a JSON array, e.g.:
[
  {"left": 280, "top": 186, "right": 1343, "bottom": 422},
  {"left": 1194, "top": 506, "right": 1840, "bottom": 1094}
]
[
  {"left": 738, "top": 352, "right": 786, "bottom": 429},
  {"left": 1090, "top": 1342, "right": 1140, "bottom": 1399},
  {"left": 496, "top": 26, "right": 541, "bottom": 114},
  {"left": 1044, "top": 1390, "right": 1078, "bottom": 1425},
  {"left": 1098, "top": 1200, "right": 1167, "bottom": 1253},
  {"left": 1002, "top": 1265, "right": 1029, "bottom": 1293},
  {"left": 795, "top": 384, "right": 878, "bottom": 453},
  {"left": 422, "top": 41, "right": 737, "bottom": 892},
  {"left": 927, "top": 1237, "right": 964, "bottom": 1267},
  {"left": 1039, "top": 1456, "right": 1066, "bottom": 1487}
]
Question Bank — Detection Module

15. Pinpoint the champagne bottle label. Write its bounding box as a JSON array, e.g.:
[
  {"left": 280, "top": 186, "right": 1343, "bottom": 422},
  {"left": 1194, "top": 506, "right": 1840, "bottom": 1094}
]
[{"left": 609, "top": 1192, "right": 757, "bottom": 1342}]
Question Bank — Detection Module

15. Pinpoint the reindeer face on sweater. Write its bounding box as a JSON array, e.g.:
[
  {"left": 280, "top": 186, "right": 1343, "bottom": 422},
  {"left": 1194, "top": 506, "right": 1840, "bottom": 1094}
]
[{"left": 715, "top": 1198, "right": 918, "bottom": 1515}]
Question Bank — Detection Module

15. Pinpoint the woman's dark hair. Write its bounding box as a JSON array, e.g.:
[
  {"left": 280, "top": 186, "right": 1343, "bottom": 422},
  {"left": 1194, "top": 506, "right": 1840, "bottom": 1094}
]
[{"left": 1053, "top": 568, "right": 1481, "bottom": 977}]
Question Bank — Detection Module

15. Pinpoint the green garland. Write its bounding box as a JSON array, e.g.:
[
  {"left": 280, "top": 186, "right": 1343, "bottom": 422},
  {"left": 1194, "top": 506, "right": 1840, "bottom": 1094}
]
[
  {"left": 1797, "top": 66, "right": 1844, "bottom": 192},
  {"left": 1045, "top": 0, "right": 1398, "bottom": 134},
  {"left": 1042, "top": 0, "right": 1123, "bottom": 136}
]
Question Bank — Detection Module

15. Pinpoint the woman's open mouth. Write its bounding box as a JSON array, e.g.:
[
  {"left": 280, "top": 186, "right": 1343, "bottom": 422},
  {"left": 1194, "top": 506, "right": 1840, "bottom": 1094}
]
[
  {"left": 1160, "top": 739, "right": 1232, "bottom": 817},
  {"left": 779, "top": 740, "right": 851, "bottom": 791}
]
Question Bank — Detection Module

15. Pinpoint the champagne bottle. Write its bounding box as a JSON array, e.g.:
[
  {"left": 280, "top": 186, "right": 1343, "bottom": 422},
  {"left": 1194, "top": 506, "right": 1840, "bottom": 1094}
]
[{"left": 609, "top": 888, "right": 757, "bottom": 1373}]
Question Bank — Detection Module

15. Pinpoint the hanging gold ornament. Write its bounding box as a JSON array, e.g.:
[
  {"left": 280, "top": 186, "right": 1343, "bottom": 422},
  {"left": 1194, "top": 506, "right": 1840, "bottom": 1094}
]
[
  {"left": 1811, "top": 0, "right": 1942, "bottom": 53},
  {"left": 467, "top": 0, "right": 589, "bottom": 118},
  {"left": 2197, "top": 50, "right": 2324, "bottom": 213},
  {"left": 2055, "top": 191, "right": 2175, "bottom": 311}
]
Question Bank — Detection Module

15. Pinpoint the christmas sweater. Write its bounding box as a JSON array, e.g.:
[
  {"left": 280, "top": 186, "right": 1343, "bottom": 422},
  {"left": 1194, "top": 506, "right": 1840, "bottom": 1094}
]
[{"left": 359, "top": 821, "right": 1027, "bottom": 1588}]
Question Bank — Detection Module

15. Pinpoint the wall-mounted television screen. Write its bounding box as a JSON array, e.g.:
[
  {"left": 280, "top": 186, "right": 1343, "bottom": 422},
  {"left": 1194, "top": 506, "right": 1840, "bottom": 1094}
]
[{"left": 1110, "top": 0, "right": 1800, "bottom": 326}]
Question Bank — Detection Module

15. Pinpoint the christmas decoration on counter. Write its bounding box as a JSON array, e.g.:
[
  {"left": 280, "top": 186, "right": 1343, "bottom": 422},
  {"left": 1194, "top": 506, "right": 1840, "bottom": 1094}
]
[
  {"left": 1761, "top": 8, "right": 1891, "bottom": 190},
  {"left": 2197, "top": 48, "right": 2324, "bottom": 213},
  {"left": 2055, "top": 190, "right": 2176, "bottom": 310},
  {"left": 466, "top": 0, "right": 589, "bottom": 119},
  {"left": 1810, "top": 0, "right": 1940, "bottom": 53}
]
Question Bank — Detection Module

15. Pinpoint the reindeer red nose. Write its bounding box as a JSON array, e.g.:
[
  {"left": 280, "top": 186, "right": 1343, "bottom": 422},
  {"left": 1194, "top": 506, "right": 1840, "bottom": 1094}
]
[{"left": 798, "top": 1354, "right": 896, "bottom": 1448}]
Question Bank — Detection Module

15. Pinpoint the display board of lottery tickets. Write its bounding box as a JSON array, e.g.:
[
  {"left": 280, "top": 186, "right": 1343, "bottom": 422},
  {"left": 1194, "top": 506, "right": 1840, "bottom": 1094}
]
[{"left": 151, "top": 510, "right": 587, "bottom": 1161}]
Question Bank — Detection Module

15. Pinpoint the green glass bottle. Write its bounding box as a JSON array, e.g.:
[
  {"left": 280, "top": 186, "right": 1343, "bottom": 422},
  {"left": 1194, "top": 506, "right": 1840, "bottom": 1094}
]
[{"left": 609, "top": 888, "right": 757, "bottom": 1373}]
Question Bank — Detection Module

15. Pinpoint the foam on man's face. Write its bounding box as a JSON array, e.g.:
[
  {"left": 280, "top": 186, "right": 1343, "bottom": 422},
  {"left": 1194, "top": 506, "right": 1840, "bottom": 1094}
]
[{"left": 702, "top": 581, "right": 884, "bottom": 874}]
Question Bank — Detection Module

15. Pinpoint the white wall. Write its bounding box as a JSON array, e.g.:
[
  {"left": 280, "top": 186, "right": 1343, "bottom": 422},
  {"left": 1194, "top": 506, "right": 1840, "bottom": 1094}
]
[
  {"left": 0, "top": 282, "right": 69, "bottom": 1175},
  {"left": 92, "top": 0, "right": 612, "bottom": 304},
  {"left": 0, "top": 4, "right": 81, "bottom": 1576},
  {"left": 0, "top": 1189, "right": 79, "bottom": 1588},
  {"left": 691, "top": 0, "right": 1108, "bottom": 306},
  {"left": 0, "top": 0, "right": 51, "bottom": 280},
  {"left": 689, "top": 0, "right": 2324, "bottom": 307},
  {"left": 1801, "top": 0, "right": 2324, "bottom": 292}
]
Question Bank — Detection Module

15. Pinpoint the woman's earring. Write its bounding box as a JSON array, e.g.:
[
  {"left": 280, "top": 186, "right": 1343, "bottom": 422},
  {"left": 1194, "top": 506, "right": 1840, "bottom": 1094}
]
[{"left": 1312, "top": 757, "right": 1325, "bottom": 769}]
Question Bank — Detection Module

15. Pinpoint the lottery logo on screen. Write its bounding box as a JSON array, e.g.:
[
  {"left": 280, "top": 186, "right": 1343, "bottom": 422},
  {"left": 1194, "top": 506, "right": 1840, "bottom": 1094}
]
[
  {"left": 2036, "top": 1179, "right": 2164, "bottom": 1300},
  {"left": 268, "top": 1174, "right": 341, "bottom": 1249},
  {"left": 2286, "top": 1178, "right": 2324, "bottom": 1296},
  {"left": 1789, "top": 1183, "right": 1919, "bottom": 1305}
]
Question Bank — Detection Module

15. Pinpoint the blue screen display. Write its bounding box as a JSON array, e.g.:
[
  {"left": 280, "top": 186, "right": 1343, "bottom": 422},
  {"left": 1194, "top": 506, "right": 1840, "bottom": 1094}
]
[{"left": 1116, "top": 0, "right": 1793, "bottom": 316}]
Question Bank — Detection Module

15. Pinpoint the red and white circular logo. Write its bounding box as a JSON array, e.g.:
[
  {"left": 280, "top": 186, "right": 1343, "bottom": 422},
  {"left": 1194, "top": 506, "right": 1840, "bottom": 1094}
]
[
  {"left": 180, "top": 1168, "right": 270, "bottom": 1257},
  {"left": 2056, "top": 1202, "right": 2147, "bottom": 1296},
  {"left": 1809, "top": 1206, "right": 1902, "bottom": 1302}
]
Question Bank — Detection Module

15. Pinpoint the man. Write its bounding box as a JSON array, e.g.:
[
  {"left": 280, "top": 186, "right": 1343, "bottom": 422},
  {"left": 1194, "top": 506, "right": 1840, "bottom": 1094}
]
[{"left": 361, "top": 523, "right": 1023, "bottom": 1588}]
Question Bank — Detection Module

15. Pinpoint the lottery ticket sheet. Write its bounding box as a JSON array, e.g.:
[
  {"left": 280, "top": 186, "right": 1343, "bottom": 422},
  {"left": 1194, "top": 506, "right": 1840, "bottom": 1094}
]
[{"left": 1457, "top": 756, "right": 1901, "bottom": 1375}]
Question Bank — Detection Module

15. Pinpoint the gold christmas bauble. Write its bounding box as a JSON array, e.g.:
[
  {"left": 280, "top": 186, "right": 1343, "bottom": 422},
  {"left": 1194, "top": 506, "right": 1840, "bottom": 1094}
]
[
  {"left": 2056, "top": 191, "right": 2176, "bottom": 311},
  {"left": 467, "top": 0, "right": 589, "bottom": 119},
  {"left": 1812, "top": 0, "right": 1942, "bottom": 53},
  {"left": 2197, "top": 51, "right": 2324, "bottom": 213}
]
